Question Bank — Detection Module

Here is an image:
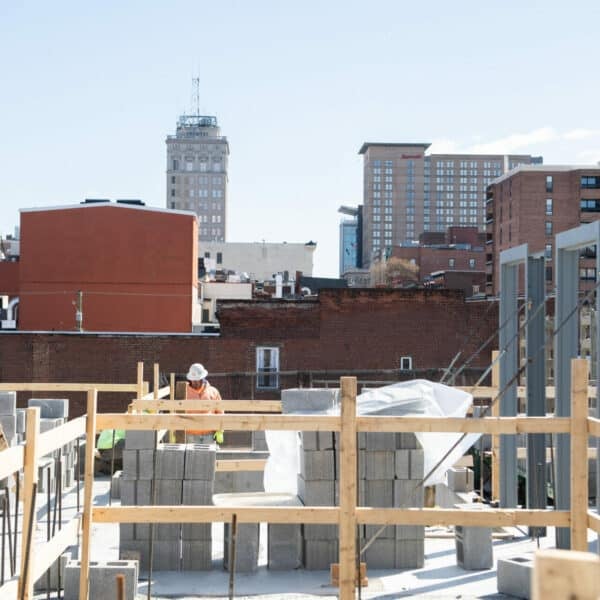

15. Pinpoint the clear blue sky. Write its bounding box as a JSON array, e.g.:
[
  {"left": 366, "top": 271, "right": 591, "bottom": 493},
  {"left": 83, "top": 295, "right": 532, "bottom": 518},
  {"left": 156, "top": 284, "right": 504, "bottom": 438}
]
[{"left": 2, "top": 1, "right": 600, "bottom": 276}]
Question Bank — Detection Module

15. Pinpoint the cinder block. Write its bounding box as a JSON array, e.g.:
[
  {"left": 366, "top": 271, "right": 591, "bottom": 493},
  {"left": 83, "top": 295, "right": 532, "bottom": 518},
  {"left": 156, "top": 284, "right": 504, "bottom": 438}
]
[
  {"left": 155, "top": 444, "right": 185, "bottom": 479},
  {"left": 281, "top": 388, "right": 338, "bottom": 413},
  {"left": 303, "top": 524, "right": 338, "bottom": 540},
  {"left": 455, "top": 524, "right": 493, "bottom": 569},
  {"left": 297, "top": 475, "right": 336, "bottom": 506},
  {"left": 393, "top": 480, "right": 425, "bottom": 508},
  {"left": 299, "top": 431, "right": 319, "bottom": 450},
  {"left": 395, "top": 525, "right": 425, "bottom": 541},
  {"left": 40, "top": 417, "right": 64, "bottom": 433},
  {"left": 119, "top": 523, "right": 136, "bottom": 544},
  {"left": 364, "top": 538, "right": 396, "bottom": 569},
  {"left": 156, "top": 480, "right": 183, "bottom": 505},
  {"left": 300, "top": 449, "right": 335, "bottom": 480},
  {"left": 37, "top": 458, "right": 55, "bottom": 494},
  {"left": 182, "top": 479, "right": 213, "bottom": 505},
  {"left": 447, "top": 467, "right": 474, "bottom": 493},
  {"left": 396, "top": 432, "right": 419, "bottom": 449},
  {"left": 157, "top": 523, "right": 182, "bottom": 540},
  {"left": 125, "top": 430, "right": 157, "bottom": 450},
  {"left": 497, "top": 555, "right": 533, "bottom": 599},
  {"left": 64, "top": 560, "right": 138, "bottom": 600},
  {"left": 268, "top": 525, "right": 302, "bottom": 570},
  {"left": 365, "top": 451, "right": 395, "bottom": 480},
  {"left": 121, "top": 480, "right": 152, "bottom": 505},
  {"left": 232, "top": 470, "right": 264, "bottom": 492},
  {"left": 184, "top": 443, "right": 216, "bottom": 480},
  {"left": 362, "top": 479, "right": 394, "bottom": 507},
  {"left": 395, "top": 539, "right": 424, "bottom": 568},
  {"left": 395, "top": 450, "right": 410, "bottom": 479},
  {"left": 182, "top": 540, "right": 212, "bottom": 570},
  {"left": 0, "top": 391, "right": 16, "bottom": 414},
  {"left": 120, "top": 480, "right": 136, "bottom": 506},
  {"left": 153, "top": 540, "right": 181, "bottom": 571},
  {"left": 253, "top": 430, "right": 269, "bottom": 451},
  {"left": 28, "top": 398, "right": 69, "bottom": 419},
  {"left": 224, "top": 523, "right": 259, "bottom": 572},
  {"left": 15, "top": 408, "right": 25, "bottom": 433},
  {"left": 110, "top": 471, "right": 122, "bottom": 500},
  {"left": 365, "top": 432, "right": 396, "bottom": 451},
  {"left": 0, "top": 414, "right": 16, "bottom": 443},
  {"left": 365, "top": 524, "right": 396, "bottom": 539},
  {"left": 121, "top": 450, "right": 138, "bottom": 479},
  {"left": 182, "top": 522, "right": 212, "bottom": 541},
  {"left": 410, "top": 449, "right": 424, "bottom": 479},
  {"left": 303, "top": 540, "right": 338, "bottom": 570}
]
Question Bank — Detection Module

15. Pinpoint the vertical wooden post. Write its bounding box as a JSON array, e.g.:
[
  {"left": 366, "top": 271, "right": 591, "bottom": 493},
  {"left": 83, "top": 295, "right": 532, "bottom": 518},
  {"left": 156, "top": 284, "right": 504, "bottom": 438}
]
[
  {"left": 570, "top": 358, "right": 589, "bottom": 551},
  {"left": 169, "top": 373, "right": 175, "bottom": 401},
  {"left": 18, "top": 407, "right": 40, "bottom": 600},
  {"left": 79, "top": 389, "right": 97, "bottom": 600},
  {"left": 491, "top": 350, "right": 500, "bottom": 501},
  {"left": 338, "top": 377, "right": 357, "bottom": 600},
  {"left": 153, "top": 363, "right": 160, "bottom": 400},
  {"left": 136, "top": 362, "right": 144, "bottom": 400}
]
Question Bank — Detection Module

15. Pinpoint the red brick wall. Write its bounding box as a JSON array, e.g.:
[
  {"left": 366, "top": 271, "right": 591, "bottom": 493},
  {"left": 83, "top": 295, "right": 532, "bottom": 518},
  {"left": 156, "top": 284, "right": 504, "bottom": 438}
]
[{"left": 0, "top": 261, "right": 19, "bottom": 298}]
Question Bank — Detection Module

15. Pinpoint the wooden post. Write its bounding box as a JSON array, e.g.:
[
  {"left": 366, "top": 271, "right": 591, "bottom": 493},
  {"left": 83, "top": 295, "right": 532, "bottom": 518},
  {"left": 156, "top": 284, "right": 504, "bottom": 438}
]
[
  {"left": 136, "top": 362, "right": 144, "bottom": 401},
  {"left": 533, "top": 549, "right": 600, "bottom": 599},
  {"left": 570, "top": 358, "right": 589, "bottom": 551},
  {"left": 153, "top": 363, "right": 159, "bottom": 401},
  {"left": 491, "top": 350, "right": 500, "bottom": 501},
  {"left": 79, "top": 389, "right": 97, "bottom": 600},
  {"left": 169, "top": 373, "right": 175, "bottom": 401},
  {"left": 18, "top": 407, "right": 40, "bottom": 600},
  {"left": 338, "top": 377, "right": 357, "bottom": 600}
]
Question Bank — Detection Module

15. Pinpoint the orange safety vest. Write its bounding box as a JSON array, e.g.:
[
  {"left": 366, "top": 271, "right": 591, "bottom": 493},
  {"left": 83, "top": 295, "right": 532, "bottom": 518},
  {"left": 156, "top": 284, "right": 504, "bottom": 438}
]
[{"left": 186, "top": 382, "right": 223, "bottom": 435}]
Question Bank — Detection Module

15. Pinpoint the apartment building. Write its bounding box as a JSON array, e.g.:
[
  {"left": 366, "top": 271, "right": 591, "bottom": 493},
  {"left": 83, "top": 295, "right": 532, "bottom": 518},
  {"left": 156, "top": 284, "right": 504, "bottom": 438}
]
[
  {"left": 359, "top": 142, "right": 541, "bottom": 267},
  {"left": 485, "top": 165, "right": 600, "bottom": 295},
  {"left": 166, "top": 114, "right": 229, "bottom": 242}
]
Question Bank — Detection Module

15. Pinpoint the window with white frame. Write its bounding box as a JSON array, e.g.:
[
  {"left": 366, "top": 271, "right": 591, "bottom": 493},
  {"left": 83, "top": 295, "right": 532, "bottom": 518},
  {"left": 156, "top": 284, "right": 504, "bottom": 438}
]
[{"left": 400, "top": 356, "right": 413, "bottom": 371}]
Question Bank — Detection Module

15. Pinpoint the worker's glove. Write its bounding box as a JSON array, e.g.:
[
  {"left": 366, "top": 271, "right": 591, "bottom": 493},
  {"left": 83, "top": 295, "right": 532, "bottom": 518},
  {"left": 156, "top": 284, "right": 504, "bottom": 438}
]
[{"left": 213, "top": 430, "right": 224, "bottom": 445}]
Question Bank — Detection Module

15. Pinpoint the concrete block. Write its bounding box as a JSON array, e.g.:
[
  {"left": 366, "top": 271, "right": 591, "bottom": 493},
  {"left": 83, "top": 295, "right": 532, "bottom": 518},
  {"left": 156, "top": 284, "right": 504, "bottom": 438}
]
[
  {"left": 182, "top": 522, "right": 212, "bottom": 541},
  {"left": 365, "top": 450, "right": 395, "bottom": 480},
  {"left": 121, "top": 480, "right": 152, "bottom": 505},
  {"left": 302, "top": 524, "right": 338, "bottom": 540},
  {"left": 303, "top": 540, "right": 338, "bottom": 570},
  {"left": 0, "top": 391, "right": 16, "bottom": 414},
  {"left": 156, "top": 480, "right": 183, "bottom": 505},
  {"left": 364, "top": 538, "right": 396, "bottom": 569},
  {"left": 119, "top": 523, "right": 136, "bottom": 543},
  {"left": 395, "top": 450, "right": 410, "bottom": 479},
  {"left": 447, "top": 467, "right": 474, "bottom": 493},
  {"left": 395, "top": 539, "right": 424, "bottom": 568},
  {"left": 33, "top": 546, "right": 77, "bottom": 591},
  {"left": 253, "top": 430, "right": 269, "bottom": 451},
  {"left": 15, "top": 408, "right": 25, "bottom": 433},
  {"left": 365, "top": 432, "right": 396, "bottom": 451},
  {"left": 454, "top": 503, "right": 493, "bottom": 570},
  {"left": 157, "top": 523, "right": 182, "bottom": 540},
  {"left": 182, "top": 479, "right": 213, "bottom": 505},
  {"left": 184, "top": 443, "right": 217, "bottom": 480},
  {"left": 155, "top": 444, "right": 185, "bottom": 479},
  {"left": 120, "top": 479, "right": 136, "bottom": 506},
  {"left": 182, "top": 540, "right": 212, "bottom": 570},
  {"left": 365, "top": 524, "right": 396, "bottom": 539},
  {"left": 153, "top": 540, "right": 181, "bottom": 571},
  {"left": 362, "top": 479, "right": 394, "bottom": 507},
  {"left": 40, "top": 417, "right": 64, "bottom": 433},
  {"left": 125, "top": 430, "right": 157, "bottom": 450},
  {"left": 299, "top": 431, "right": 319, "bottom": 450},
  {"left": 121, "top": 450, "right": 138, "bottom": 479},
  {"left": 64, "top": 559, "right": 138, "bottom": 600},
  {"left": 497, "top": 555, "right": 533, "bottom": 599},
  {"left": 119, "top": 541, "right": 149, "bottom": 571},
  {"left": 394, "top": 480, "right": 425, "bottom": 508},
  {"left": 396, "top": 432, "right": 419, "bottom": 449},
  {"left": 281, "top": 388, "right": 338, "bottom": 413},
  {"left": 138, "top": 449, "right": 155, "bottom": 480},
  {"left": 224, "top": 523, "right": 259, "bottom": 572},
  {"left": 300, "top": 449, "right": 335, "bottom": 480},
  {"left": 28, "top": 398, "right": 68, "bottom": 419},
  {"left": 0, "top": 414, "right": 16, "bottom": 443},
  {"left": 297, "top": 475, "right": 336, "bottom": 506},
  {"left": 37, "top": 458, "right": 55, "bottom": 494},
  {"left": 410, "top": 449, "right": 424, "bottom": 479},
  {"left": 395, "top": 525, "right": 425, "bottom": 541}
]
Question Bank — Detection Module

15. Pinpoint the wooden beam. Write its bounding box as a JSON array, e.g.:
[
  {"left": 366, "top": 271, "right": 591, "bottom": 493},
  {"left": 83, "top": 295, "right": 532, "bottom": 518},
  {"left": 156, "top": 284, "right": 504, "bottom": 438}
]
[
  {"left": 0, "top": 444, "right": 24, "bottom": 480},
  {"left": 491, "top": 350, "right": 500, "bottom": 501},
  {"left": 215, "top": 459, "right": 267, "bottom": 472},
  {"left": 516, "top": 447, "right": 597, "bottom": 460},
  {"left": 130, "top": 399, "right": 282, "bottom": 412},
  {"left": 456, "top": 385, "right": 597, "bottom": 400},
  {"left": 136, "top": 362, "right": 144, "bottom": 402},
  {"left": 169, "top": 373, "right": 175, "bottom": 401},
  {"left": 79, "top": 390, "right": 97, "bottom": 600},
  {"left": 19, "top": 407, "right": 40, "bottom": 600},
  {"left": 533, "top": 549, "right": 600, "bottom": 600},
  {"left": 31, "top": 517, "right": 81, "bottom": 582},
  {"left": 0, "top": 383, "right": 137, "bottom": 392},
  {"left": 153, "top": 363, "right": 160, "bottom": 401},
  {"left": 339, "top": 377, "right": 357, "bottom": 600},
  {"left": 37, "top": 416, "right": 86, "bottom": 458},
  {"left": 588, "top": 416, "right": 600, "bottom": 437},
  {"left": 570, "top": 358, "right": 589, "bottom": 551},
  {"left": 587, "top": 510, "right": 600, "bottom": 533}
]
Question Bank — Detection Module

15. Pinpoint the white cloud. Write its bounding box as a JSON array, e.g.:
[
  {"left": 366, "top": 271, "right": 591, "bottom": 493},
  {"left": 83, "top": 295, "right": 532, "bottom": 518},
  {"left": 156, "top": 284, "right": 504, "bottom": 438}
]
[
  {"left": 428, "top": 138, "right": 460, "bottom": 154},
  {"left": 466, "top": 127, "right": 558, "bottom": 154},
  {"left": 576, "top": 148, "right": 600, "bottom": 163},
  {"left": 564, "top": 128, "right": 600, "bottom": 141}
]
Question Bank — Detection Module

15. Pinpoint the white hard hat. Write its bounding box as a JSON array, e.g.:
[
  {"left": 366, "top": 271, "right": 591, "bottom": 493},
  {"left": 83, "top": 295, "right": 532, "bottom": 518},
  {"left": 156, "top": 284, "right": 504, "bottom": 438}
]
[{"left": 186, "top": 363, "right": 208, "bottom": 381}]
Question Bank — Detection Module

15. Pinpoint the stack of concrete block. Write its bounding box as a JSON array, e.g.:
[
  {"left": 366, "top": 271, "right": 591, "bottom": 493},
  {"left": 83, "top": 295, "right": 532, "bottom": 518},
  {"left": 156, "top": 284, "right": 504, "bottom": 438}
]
[
  {"left": 63, "top": 559, "right": 138, "bottom": 600},
  {"left": 33, "top": 545, "right": 77, "bottom": 592},
  {"left": 0, "top": 391, "right": 16, "bottom": 447},
  {"left": 454, "top": 503, "right": 493, "bottom": 570},
  {"left": 214, "top": 449, "right": 267, "bottom": 494}
]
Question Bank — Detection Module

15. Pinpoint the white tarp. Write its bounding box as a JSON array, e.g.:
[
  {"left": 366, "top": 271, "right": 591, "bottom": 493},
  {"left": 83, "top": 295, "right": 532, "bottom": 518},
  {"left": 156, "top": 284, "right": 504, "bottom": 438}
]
[{"left": 264, "top": 379, "right": 480, "bottom": 493}]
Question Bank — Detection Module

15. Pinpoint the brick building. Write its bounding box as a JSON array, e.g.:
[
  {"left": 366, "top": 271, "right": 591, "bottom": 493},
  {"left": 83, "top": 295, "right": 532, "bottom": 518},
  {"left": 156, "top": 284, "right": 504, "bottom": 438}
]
[
  {"left": 15, "top": 201, "right": 198, "bottom": 332},
  {"left": 0, "top": 289, "right": 498, "bottom": 417},
  {"left": 485, "top": 166, "right": 600, "bottom": 295}
]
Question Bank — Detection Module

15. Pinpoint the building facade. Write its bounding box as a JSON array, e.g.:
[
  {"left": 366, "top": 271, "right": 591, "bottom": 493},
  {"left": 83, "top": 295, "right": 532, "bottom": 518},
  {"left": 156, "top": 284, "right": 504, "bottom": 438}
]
[
  {"left": 338, "top": 205, "right": 362, "bottom": 276},
  {"left": 485, "top": 165, "right": 600, "bottom": 295},
  {"left": 359, "top": 142, "right": 542, "bottom": 267},
  {"left": 166, "top": 114, "right": 229, "bottom": 242}
]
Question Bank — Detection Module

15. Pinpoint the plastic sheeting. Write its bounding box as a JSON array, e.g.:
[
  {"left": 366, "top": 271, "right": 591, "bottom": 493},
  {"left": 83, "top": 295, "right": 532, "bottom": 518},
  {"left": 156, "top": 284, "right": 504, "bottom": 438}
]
[{"left": 264, "top": 379, "right": 480, "bottom": 493}]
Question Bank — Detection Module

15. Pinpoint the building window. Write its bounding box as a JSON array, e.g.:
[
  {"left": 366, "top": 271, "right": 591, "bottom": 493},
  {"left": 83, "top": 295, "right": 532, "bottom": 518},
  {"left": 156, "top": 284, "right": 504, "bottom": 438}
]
[
  {"left": 212, "top": 161, "right": 222, "bottom": 172},
  {"left": 400, "top": 356, "right": 413, "bottom": 371},
  {"left": 449, "top": 258, "right": 455, "bottom": 267},
  {"left": 171, "top": 175, "right": 176, "bottom": 184},
  {"left": 546, "top": 198, "right": 553, "bottom": 216},
  {"left": 469, "top": 258, "right": 476, "bottom": 269},
  {"left": 172, "top": 159, "right": 179, "bottom": 171},
  {"left": 185, "top": 161, "right": 194, "bottom": 171},
  {"left": 170, "top": 201, "right": 175, "bottom": 209},
  {"left": 581, "top": 176, "right": 600, "bottom": 189},
  {"left": 545, "top": 221, "right": 553, "bottom": 235},
  {"left": 256, "top": 347, "right": 279, "bottom": 389},
  {"left": 545, "top": 175, "right": 553, "bottom": 193},
  {"left": 581, "top": 199, "right": 600, "bottom": 212},
  {"left": 216, "top": 252, "right": 222, "bottom": 264},
  {"left": 171, "top": 189, "right": 175, "bottom": 197},
  {"left": 580, "top": 267, "right": 597, "bottom": 281},
  {"left": 545, "top": 244, "right": 552, "bottom": 260}
]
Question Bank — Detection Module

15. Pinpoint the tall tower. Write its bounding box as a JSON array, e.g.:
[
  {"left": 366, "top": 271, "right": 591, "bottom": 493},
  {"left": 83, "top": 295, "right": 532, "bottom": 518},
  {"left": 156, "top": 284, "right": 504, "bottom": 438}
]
[{"left": 166, "top": 103, "right": 229, "bottom": 242}]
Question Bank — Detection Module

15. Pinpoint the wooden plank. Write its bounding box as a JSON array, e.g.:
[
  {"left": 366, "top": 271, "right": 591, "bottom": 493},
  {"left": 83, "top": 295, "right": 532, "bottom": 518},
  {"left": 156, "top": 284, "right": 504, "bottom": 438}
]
[
  {"left": 587, "top": 510, "right": 600, "bottom": 533},
  {"left": 37, "top": 416, "right": 86, "bottom": 458},
  {"left": 0, "top": 444, "right": 24, "bottom": 480},
  {"left": 79, "top": 390, "right": 97, "bottom": 600},
  {"left": 491, "top": 350, "right": 500, "bottom": 501},
  {"left": 570, "top": 358, "right": 589, "bottom": 551},
  {"left": 453, "top": 455, "right": 474, "bottom": 468},
  {"left": 140, "top": 385, "right": 170, "bottom": 401},
  {"left": 215, "top": 459, "right": 267, "bottom": 472},
  {"left": 136, "top": 362, "right": 144, "bottom": 402},
  {"left": 153, "top": 363, "right": 160, "bottom": 400},
  {"left": 456, "top": 385, "right": 597, "bottom": 400},
  {"left": 588, "top": 416, "right": 600, "bottom": 437},
  {"left": 130, "top": 399, "right": 282, "bottom": 412},
  {"left": 19, "top": 407, "right": 40, "bottom": 600},
  {"left": 0, "top": 383, "right": 137, "bottom": 392},
  {"left": 169, "top": 373, "right": 175, "bottom": 401},
  {"left": 31, "top": 516, "right": 81, "bottom": 582},
  {"left": 339, "top": 377, "right": 357, "bottom": 600},
  {"left": 533, "top": 549, "right": 600, "bottom": 600},
  {"left": 517, "top": 447, "right": 598, "bottom": 460},
  {"left": 96, "top": 413, "right": 342, "bottom": 432},
  {"left": 92, "top": 505, "right": 340, "bottom": 524}
]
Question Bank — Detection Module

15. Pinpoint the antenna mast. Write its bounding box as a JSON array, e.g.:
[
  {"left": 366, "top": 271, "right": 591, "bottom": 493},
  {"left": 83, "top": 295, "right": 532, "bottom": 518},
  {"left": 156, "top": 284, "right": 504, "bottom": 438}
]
[{"left": 192, "top": 77, "right": 200, "bottom": 116}]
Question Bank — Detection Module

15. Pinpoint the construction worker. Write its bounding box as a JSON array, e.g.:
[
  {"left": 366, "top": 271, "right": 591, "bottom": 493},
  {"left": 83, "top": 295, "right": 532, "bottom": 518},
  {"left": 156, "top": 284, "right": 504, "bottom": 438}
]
[{"left": 185, "top": 363, "right": 224, "bottom": 444}]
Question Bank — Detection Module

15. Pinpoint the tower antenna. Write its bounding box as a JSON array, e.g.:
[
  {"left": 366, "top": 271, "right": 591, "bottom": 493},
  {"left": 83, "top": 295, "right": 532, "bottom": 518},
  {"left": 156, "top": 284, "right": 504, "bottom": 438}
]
[{"left": 192, "top": 77, "right": 200, "bottom": 116}]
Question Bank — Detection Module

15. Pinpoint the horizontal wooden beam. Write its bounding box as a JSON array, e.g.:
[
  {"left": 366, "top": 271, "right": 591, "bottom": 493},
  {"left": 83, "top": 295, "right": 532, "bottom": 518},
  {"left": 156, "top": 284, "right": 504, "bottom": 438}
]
[
  {"left": 130, "top": 399, "right": 282, "bottom": 413},
  {"left": 140, "top": 385, "right": 170, "bottom": 401},
  {"left": 0, "top": 444, "right": 24, "bottom": 479},
  {"left": 31, "top": 517, "right": 81, "bottom": 582},
  {"left": 587, "top": 510, "right": 600, "bottom": 533},
  {"left": 588, "top": 417, "right": 600, "bottom": 438},
  {"left": 37, "top": 416, "right": 86, "bottom": 458},
  {"left": 0, "top": 383, "right": 137, "bottom": 392},
  {"left": 215, "top": 459, "right": 267, "bottom": 472},
  {"left": 456, "top": 385, "right": 597, "bottom": 400}
]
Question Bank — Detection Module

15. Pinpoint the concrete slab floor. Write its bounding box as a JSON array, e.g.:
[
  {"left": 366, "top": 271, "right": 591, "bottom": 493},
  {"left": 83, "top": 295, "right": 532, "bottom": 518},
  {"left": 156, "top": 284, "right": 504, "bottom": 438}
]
[{"left": 8, "top": 476, "right": 595, "bottom": 599}]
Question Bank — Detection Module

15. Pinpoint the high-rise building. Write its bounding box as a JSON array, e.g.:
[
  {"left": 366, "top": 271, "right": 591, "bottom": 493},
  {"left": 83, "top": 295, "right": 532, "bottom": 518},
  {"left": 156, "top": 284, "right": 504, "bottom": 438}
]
[
  {"left": 338, "top": 205, "right": 362, "bottom": 275},
  {"left": 485, "top": 165, "right": 600, "bottom": 295},
  {"left": 166, "top": 114, "right": 229, "bottom": 242},
  {"left": 358, "top": 142, "right": 542, "bottom": 267}
]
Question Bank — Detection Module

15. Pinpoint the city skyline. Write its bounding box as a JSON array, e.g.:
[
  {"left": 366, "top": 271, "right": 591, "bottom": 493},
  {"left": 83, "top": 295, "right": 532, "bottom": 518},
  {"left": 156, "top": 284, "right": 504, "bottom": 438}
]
[{"left": 1, "top": 1, "right": 600, "bottom": 277}]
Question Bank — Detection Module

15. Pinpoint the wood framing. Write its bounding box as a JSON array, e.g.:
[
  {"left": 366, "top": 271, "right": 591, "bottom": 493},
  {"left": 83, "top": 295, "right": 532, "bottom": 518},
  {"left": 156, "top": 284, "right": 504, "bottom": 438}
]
[
  {"left": 130, "top": 399, "right": 282, "bottom": 413},
  {"left": 491, "top": 350, "right": 500, "bottom": 500}
]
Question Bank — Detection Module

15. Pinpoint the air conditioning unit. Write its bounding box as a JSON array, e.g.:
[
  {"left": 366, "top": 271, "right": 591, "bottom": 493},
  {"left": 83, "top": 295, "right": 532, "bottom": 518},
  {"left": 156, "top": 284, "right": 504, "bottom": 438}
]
[{"left": 1, "top": 320, "right": 16, "bottom": 329}]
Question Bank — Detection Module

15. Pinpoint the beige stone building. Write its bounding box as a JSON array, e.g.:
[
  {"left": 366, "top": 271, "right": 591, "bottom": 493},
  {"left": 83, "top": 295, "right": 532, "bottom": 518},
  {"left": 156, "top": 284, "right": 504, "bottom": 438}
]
[
  {"left": 166, "top": 114, "right": 229, "bottom": 242},
  {"left": 359, "top": 142, "right": 541, "bottom": 267}
]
